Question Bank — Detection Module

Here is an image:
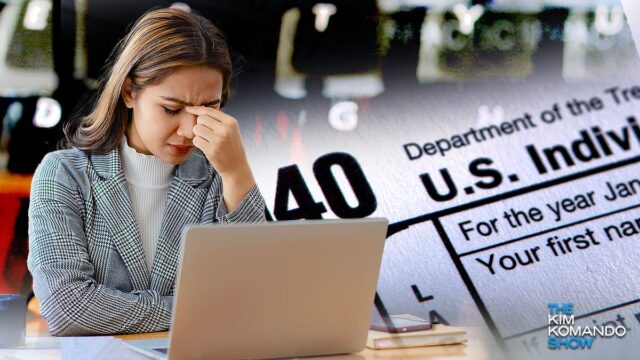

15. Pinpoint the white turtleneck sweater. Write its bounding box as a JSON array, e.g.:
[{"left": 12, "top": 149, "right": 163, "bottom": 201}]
[{"left": 120, "top": 136, "right": 175, "bottom": 272}]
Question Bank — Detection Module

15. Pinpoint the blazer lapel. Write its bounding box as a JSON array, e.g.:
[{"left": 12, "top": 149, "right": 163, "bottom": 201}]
[
  {"left": 151, "top": 150, "right": 213, "bottom": 294},
  {"left": 89, "top": 149, "right": 150, "bottom": 290}
]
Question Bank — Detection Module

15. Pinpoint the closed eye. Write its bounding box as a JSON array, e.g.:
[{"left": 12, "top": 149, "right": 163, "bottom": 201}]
[{"left": 162, "top": 106, "right": 180, "bottom": 116}]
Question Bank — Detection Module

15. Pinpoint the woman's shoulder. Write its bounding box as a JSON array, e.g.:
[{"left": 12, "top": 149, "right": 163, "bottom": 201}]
[
  {"left": 33, "top": 148, "right": 92, "bottom": 188},
  {"left": 38, "top": 148, "right": 90, "bottom": 172}
]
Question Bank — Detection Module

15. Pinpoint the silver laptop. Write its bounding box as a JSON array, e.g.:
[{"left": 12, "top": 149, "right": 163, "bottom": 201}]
[{"left": 125, "top": 218, "right": 388, "bottom": 359}]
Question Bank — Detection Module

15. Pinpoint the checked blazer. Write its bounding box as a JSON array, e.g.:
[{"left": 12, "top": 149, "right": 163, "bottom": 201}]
[{"left": 27, "top": 146, "right": 266, "bottom": 336}]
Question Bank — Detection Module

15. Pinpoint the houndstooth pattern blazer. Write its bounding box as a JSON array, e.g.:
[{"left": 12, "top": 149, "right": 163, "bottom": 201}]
[{"left": 27, "top": 147, "right": 266, "bottom": 336}]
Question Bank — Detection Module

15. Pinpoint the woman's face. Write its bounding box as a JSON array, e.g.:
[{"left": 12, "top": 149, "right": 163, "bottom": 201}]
[{"left": 123, "top": 65, "right": 223, "bottom": 164}]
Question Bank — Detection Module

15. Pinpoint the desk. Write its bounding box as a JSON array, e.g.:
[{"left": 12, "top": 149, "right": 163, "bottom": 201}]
[
  {"left": 23, "top": 297, "right": 497, "bottom": 359},
  {"left": 116, "top": 330, "right": 493, "bottom": 359}
]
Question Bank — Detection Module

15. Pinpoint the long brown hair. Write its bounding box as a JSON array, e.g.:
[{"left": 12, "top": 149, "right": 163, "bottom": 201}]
[{"left": 64, "top": 8, "right": 232, "bottom": 153}]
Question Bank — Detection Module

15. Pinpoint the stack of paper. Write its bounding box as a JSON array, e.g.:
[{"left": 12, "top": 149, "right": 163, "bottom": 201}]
[{"left": 366, "top": 324, "right": 467, "bottom": 350}]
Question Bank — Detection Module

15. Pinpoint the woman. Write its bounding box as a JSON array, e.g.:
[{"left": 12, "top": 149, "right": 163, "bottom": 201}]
[{"left": 27, "top": 8, "right": 266, "bottom": 336}]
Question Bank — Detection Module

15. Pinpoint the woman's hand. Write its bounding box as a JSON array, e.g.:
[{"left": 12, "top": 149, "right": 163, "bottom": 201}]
[{"left": 185, "top": 105, "right": 256, "bottom": 212}]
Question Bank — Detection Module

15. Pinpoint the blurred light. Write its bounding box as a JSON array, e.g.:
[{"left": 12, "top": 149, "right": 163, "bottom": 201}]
[
  {"left": 488, "top": 0, "right": 543, "bottom": 13},
  {"left": 298, "top": 110, "right": 307, "bottom": 127},
  {"left": 376, "top": 0, "right": 402, "bottom": 13},
  {"left": 33, "top": 97, "right": 61, "bottom": 128},
  {"left": 322, "top": 73, "right": 384, "bottom": 99},
  {"left": 289, "top": 127, "right": 305, "bottom": 165},
  {"left": 6, "top": 102, "right": 24, "bottom": 131},
  {"left": 328, "top": 101, "right": 358, "bottom": 132},
  {"left": 23, "top": 0, "right": 51, "bottom": 31},
  {"left": 274, "top": 76, "right": 307, "bottom": 99},
  {"left": 277, "top": 111, "right": 288, "bottom": 140},
  {"left": 594, "top": 6, "right": 624, "bottom": 36},
  {"left": 312, "top": 3, "right": 337, "bottom": 32},
  {"left": 417, "top": 11, "right": 444, "bottom": 82},
  {"left": 485, "top": 20, "right": 516, "bottom": 51},
  {"left": 442, "top": 20, "right": 468, "bottom": 51},
  {"left": 170, "top": 2, "right": 191, "bottom": 13},
  {"left": 275, "top": 8, "right": 307, "bottom": 99},
  {"left": 452, "top": 4, "right": 484, "bottom": 35},
  {"left": 376, "top": 0, "right": 469, "bottom": 13},
  {"left": 547, "top": 0, "right": 622, "bottom": 12}
]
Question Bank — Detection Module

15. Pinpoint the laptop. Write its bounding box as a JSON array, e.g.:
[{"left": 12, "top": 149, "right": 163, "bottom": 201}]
[{"left": 125, "top": 218, "right": 389, "bottom": 359}]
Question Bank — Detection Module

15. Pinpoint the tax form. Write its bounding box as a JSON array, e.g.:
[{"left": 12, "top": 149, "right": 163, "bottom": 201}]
[
  {"left": 621, "top": 0, "right": 640, "bottom": 58},
  {"left": 228, "top": 2, "right": 640, "bottom": 358}
]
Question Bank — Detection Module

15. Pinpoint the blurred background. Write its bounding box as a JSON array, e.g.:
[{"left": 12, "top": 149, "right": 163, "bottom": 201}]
[{"left": 1, "top": 0, "right": 639, "bottom": 355}]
